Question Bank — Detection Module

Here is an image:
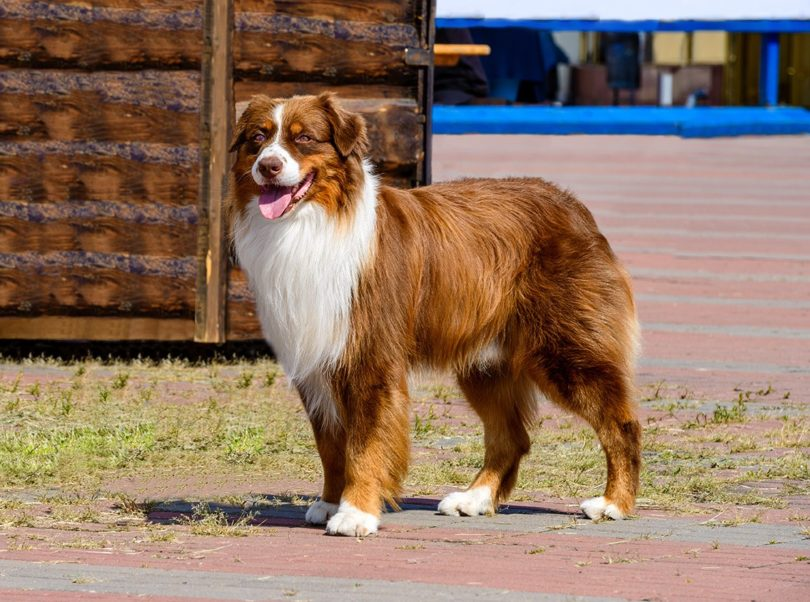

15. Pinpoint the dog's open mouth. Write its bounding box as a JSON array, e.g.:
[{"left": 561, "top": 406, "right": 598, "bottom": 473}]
[{"left": 258, "top": 171, "right": 315, "bottom": 220}]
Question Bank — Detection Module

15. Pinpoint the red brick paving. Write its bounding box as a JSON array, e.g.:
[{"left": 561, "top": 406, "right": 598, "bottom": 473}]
[{"left": 2, "top": 513, "right": 808, "bottom": 601}]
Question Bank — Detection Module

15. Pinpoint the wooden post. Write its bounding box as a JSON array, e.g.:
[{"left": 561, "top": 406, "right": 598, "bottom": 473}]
[
  {"left": 418, "top": 0, "right": 436, "bottom": 186},
  {"left": 195, "top": 0, "right": 233, "bottom": 343}
]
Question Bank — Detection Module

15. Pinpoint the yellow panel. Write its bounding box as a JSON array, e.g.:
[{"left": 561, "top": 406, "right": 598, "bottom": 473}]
[
  {"left": 653, "top": 33, "right": 689, "bottom": 67},
  {"left": 787, "top": 34, "right": 810, "bottom": 107},
  {"left": 692, "top": 31, "right": 727, "bottom": 65}
]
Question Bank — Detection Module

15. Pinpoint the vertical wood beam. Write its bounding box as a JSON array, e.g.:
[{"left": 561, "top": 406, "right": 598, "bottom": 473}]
[
  {"left": 417, "top": 0, "right": 436, "bottom": 186},
  {"left": 195, "top": 0, "right": 233, "bottom": 343}
]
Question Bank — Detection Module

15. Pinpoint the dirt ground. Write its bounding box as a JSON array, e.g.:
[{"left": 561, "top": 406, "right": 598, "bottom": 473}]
[{"left": 1, "top": 134, "right": 809, "bottom": 601}]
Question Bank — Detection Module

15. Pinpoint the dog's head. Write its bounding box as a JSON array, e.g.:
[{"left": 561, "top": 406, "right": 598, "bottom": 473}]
[{"left": 228, "top": 93, "right": 369, "bottom": 222}]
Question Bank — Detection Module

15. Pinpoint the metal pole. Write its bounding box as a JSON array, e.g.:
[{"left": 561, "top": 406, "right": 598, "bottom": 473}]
[{"left": 759, "top": 32, "right": 780, "bottom": 106}]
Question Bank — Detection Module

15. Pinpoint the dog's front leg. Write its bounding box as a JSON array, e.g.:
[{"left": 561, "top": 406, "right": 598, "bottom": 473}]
[
  {"left": 325, "top": 377, "right": 410, "bottom": 537},
  {"left": 295, "top": 378, "right": 346, "bottom": 525},
  {"left": 304, "top": 416, "right": 346, "bottom": 525}
]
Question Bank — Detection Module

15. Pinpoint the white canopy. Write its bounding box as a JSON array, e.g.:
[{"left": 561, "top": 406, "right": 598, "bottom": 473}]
[{"left": 436, "top": 1, "right": 810, "bottom": 21}]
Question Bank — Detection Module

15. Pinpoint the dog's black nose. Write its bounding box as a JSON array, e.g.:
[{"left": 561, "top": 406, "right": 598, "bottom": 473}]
[{"left": 258, "top": 156, "right": 283, "bottom": 178}]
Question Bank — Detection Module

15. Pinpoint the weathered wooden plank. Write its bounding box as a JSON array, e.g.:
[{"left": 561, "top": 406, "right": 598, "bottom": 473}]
[
  {"left": 235, "top": 11, "right": 419, "bottom": 45},
  {"left": 235, "top": 0, "right": 414, "bottom": 23},
  {"left": 0, "top": 200, "right": 199, "bottom": 226},
  {"left": 233, "top": 27, "right": 418, "bottom": 83},
  {"left": 225, "top": 303, "right": 263, "bottom": 339},
  {"left": 0, "top": 1, "right": 203, "bottom": 69},
  {"left": 363, "top": 109, "right": 423, "bottom": 171},
  {"left": 0, "top": 144, "right": 198, "bottom": 204},
  {"left": 416, "top": 0, "right": 435, "bottom": 186},
  {"left": 0, "top": 316, "right": 195, "bottom": 341},
  {"left": 234, "top": 80, "right": 414, "bottom": 101},
  {"left": 61, "top": 1, "right": 202, "bottom": 8},
  {"left": 195, "top": 0, "right": 233, "bottom": 343},
  {"left": 0, "top": 70, "right": 199, "bottom": 144},
  {"left": 0, "top": 252, "right": 196, "bottom": 316},
  {"left": 0, "top": 201, "right": 197, "bottom": 256},
  {"left": 225, "top": 266, "right": 261, "bottom": 340}
]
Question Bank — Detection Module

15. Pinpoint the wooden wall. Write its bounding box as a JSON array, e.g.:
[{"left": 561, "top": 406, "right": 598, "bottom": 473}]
[
  {"left": 0, "top": 0, "right": 204, "bottom": 340},
  {"left": 0, "top": 0, "right": 434, "bottom": 342}
]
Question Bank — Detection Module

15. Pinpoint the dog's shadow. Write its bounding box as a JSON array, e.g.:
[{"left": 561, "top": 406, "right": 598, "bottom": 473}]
[{"left": 142, "top": 495, "right": 575, "bottom": 530}]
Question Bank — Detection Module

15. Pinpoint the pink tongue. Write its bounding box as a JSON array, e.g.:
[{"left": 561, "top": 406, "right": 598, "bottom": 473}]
[{"left": 258, "top": 186, "right": 293, "bottom": 220}]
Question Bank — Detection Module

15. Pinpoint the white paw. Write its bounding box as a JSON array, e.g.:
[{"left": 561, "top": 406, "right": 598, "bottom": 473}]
[
  {"left": 580, "top": 496, "right": 626, "bottom": 521},
  {"left": 437, "top": 486, "right": 494, "bottom": 517},
  {"left": 325, "top": 501, "right": 379, "bottom": 537},
  {"left": 305, "top": 500, "right": 339, "bottom": 525}
]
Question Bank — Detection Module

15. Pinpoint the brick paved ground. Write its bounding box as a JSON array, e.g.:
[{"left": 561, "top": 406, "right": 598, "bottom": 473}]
[{"left": 1, "top": 135, "right": 809, "bottom": 600}]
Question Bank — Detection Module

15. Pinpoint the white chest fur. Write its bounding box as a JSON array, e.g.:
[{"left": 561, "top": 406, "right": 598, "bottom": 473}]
[{"left": 232, "top": 166, "right": 378, "bottom": 424}]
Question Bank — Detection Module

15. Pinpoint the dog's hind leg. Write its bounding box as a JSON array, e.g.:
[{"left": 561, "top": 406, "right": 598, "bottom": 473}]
[
  {"left": 530, "top": 349, "right": 641, "bottom": 521},
  {"left": 438, "top": 368, "right": 535, "bottom": 517}
]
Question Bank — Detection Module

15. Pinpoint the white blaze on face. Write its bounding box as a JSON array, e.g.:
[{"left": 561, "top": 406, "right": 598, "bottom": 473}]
[{"left": 251, "top": 103, "right": 302, "bottom": 187}]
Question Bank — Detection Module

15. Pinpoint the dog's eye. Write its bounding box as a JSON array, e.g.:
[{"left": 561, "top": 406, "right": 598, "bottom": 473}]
[
  {"left": 296, "top": 134, "right": 312, "bottom": 143},
  {"left": 252, "top": 132, "right": 266, "bottom": 143}
]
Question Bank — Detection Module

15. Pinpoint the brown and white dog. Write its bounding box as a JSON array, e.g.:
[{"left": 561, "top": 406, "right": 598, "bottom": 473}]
[{"left": 227, "top": 93, "right": 641, "bottom": 537}]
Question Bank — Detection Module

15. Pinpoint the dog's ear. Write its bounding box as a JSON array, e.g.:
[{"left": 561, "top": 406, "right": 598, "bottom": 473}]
[
  {"left": 317, "top": 92, "right": 368, "bottom": 158},
  {"left": 229, "top": 121, "right": 247, "bottom": 153},
  {"left": 229, "top": 95, "right": 272, "bottom": 152}
]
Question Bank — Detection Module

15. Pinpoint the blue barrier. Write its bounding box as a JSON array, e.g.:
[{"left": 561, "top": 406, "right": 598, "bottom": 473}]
[
  {"left": 435, "top": 18, "right": 810, "bottom": 34},
  {"left": 433, "top": 106, "right": 810, "bottom": 137}
]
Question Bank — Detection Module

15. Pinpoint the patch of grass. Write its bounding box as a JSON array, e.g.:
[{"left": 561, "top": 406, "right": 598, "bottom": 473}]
[
  {"left": 1, "top": 511, "right": 35, "bottom": 528},
  {"left": 711, "top": 396, "right": 748, "bottom": 424},
  {"left": 147, "top": 529, "right": 177, "bottom": 543},
  {"left": 601, "top": 554, "right": 636, "bottom": 565},
  {"left": 1, "top": 373, "right": 22, "bottom": 394},
  {"left": 183, "top": 502, "right": 256, "bottom": 537},
  {"left": 0, "top": 424, "right": 156, "bottom": 485},
  {"left": 61, "top": 539, "right": 109, "bottom": 551},
  {"left": 263, "top": 368, "right": 279, "bottom": 387},
  {"left": 767, "top": 420, "right": 809, "bottom": 449},
  {"left": 728, "top": 437, "right": 759, "bottom": 453},
  {"left": 50, "top": 504, "right": 100, "bottom": 524},
  {"left": 111, "top": 372, "right": 129, "bottom": 390},
  {"left": 235, "top": 370, "right": 253, "bottom": 390},
  {"left": 714, "top": 513, "right": 762, "bottom": 527},
  {"left": 0, "top": 357, "right": 317, "bottom": 489},
  {"left": 413, "top": 406, "right": 440, "bottom": 439},
  {"left": 429, "top": 384, "right": 458, "bottom": 404},
  {"left": 224, "top": 426, "right": 267, "bottom": 464},
  {"left": 1, "top": 357, "right": 808, "bottom": 520}
]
